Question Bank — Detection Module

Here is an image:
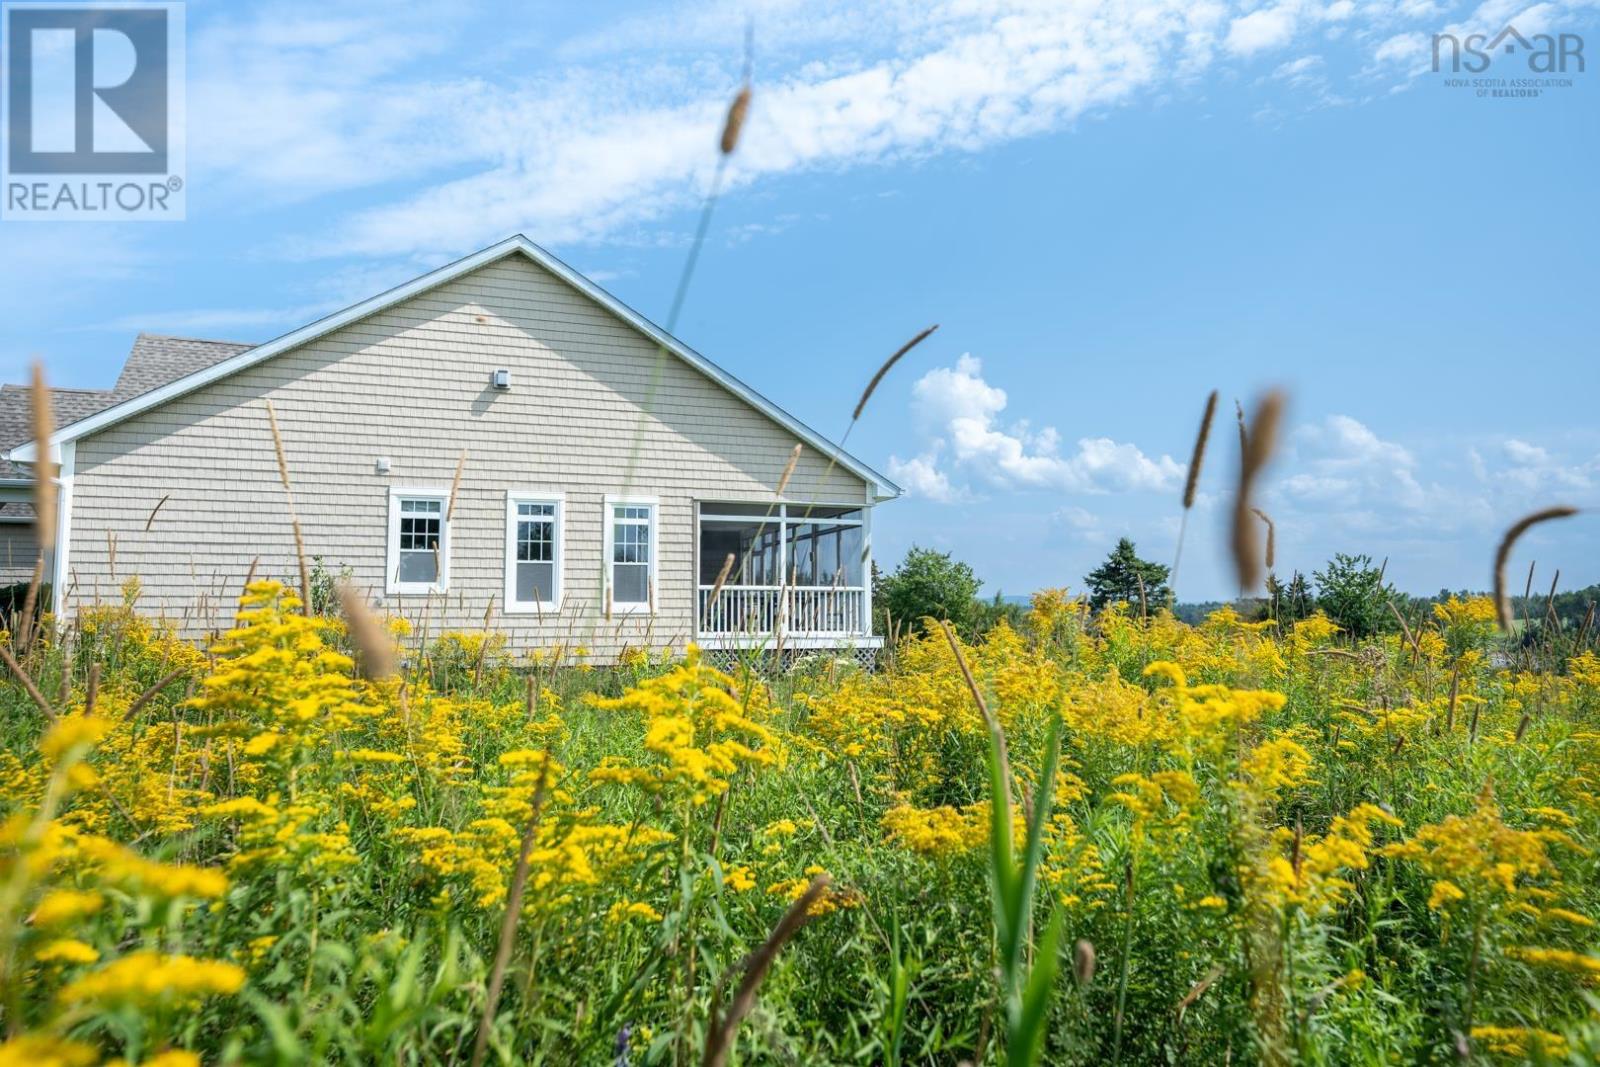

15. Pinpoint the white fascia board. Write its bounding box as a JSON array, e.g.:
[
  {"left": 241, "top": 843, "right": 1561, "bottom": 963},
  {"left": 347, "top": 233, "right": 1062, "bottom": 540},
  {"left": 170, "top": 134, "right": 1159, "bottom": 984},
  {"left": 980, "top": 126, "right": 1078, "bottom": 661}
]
[{"left": 8, "top": 236, "right": 905, "bottom": 503}]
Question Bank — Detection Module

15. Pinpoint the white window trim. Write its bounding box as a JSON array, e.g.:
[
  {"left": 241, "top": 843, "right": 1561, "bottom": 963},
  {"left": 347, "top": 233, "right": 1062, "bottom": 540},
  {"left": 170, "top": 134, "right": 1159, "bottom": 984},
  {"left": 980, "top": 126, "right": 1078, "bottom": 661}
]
[
  {"left": 603, "top": 494, "right": 659, "bottom": 616},
  {"left": 386, "top": 487, "right": 451, "bottom": 596},
  {"left": 504, "top": 490, "right": 564, "bottom": 614}
]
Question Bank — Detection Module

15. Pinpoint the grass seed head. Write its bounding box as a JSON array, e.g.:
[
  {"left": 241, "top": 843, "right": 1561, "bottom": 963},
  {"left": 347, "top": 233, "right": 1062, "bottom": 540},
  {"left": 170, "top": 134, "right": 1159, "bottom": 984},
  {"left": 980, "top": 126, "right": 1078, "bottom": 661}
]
[
  {"left": 1493, "top": 506, "right": 1579, "bottom": 630},
  {"left": 853, "top": 324, "right": 938, "bottom": 423},
  {"left": 721, "top": 85, "right": 751, "bottom": 155},
  {"left": 30, "top": 362, "right": 56, "bottom": 553},
  {"left": 1183, "top": 390, "right": 1218, "bottom": 510}
]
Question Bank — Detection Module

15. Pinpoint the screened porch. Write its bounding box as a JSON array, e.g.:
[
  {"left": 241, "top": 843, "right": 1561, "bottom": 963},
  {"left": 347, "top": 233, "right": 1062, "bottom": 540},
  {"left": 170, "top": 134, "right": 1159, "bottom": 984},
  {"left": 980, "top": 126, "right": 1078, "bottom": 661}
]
[{"left": 695, "top": 503, "right": 878, "bottom": 648}]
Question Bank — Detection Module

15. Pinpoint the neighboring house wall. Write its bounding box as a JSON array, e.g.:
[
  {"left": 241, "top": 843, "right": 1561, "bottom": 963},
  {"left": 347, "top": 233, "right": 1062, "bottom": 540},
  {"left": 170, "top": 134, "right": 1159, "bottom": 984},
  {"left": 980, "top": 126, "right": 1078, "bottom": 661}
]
[
  {"left": 63, "top": 255, "right": 869, "bottom": 656},
  {"left": 0, "top": 521, "right": 38, "bottom": 585}
]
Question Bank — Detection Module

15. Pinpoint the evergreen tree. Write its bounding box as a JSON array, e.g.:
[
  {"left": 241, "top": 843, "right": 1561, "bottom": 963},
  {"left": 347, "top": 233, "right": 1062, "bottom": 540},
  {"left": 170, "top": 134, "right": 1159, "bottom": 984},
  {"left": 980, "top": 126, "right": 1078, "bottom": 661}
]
[
  {"left": 1265, "top": 570, "right": 1316, "bottom": 623},
  {"left": 1084, "top": 538, "right": 1171, "bottom": 612}
]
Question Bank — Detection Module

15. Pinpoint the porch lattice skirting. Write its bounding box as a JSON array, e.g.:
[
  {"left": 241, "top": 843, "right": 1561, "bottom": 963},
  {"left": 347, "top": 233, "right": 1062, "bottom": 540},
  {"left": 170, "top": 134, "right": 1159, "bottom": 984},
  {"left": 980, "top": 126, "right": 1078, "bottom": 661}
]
[{"left": 701, "top": 645, "right": 882, "bottom": 673}]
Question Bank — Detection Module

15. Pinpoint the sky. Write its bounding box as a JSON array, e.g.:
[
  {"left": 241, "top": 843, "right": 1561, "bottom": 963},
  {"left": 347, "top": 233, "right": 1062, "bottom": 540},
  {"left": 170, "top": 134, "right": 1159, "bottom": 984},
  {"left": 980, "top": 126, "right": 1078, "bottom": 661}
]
[{"left": 1, "top": 0, "right": 1596, "bottom": 602}]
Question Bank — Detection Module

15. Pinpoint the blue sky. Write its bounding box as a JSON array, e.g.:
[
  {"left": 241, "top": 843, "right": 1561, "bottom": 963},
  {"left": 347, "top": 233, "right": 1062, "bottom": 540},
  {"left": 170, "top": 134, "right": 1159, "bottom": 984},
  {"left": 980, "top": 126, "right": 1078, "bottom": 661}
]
[{"left": 2, "top": 0, "right": 1596, "bottom": 602}]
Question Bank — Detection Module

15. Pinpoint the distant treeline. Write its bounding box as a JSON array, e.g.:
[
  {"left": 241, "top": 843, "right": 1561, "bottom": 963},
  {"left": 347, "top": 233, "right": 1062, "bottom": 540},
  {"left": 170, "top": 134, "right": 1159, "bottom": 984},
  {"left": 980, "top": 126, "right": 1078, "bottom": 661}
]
[{"left": 1176, "top": 583, "right": 1599, "bottom": 631}]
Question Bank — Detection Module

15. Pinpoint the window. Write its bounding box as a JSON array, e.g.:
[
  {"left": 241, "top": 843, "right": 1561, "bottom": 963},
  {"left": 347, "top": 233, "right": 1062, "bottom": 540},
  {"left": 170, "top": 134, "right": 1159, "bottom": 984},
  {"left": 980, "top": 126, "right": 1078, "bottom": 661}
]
[
  {"left": 505, "top": 493, "right": 563, "bottom": 612},
  {"left": 606, "top": 498, "right": 656, "bottom": 613},
  {"left": 387, "top": 489, "right": 449, "bottom": 594}
]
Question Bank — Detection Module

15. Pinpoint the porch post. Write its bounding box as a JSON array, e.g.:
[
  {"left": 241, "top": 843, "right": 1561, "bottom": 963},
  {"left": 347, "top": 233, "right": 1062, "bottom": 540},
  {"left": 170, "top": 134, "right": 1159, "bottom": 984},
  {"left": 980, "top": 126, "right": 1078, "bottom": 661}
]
[
  {"left": 691, "top": 500, "right": 700, "bottom": 645},
  {"left": 776, "top": 505, "right": 788, "bottom": 644},
  {"left": 860, "top": 502, "right": 873, "bottom": 637},
  {"left": 51, "top": 441, "right": 75, "bottom": 621}
]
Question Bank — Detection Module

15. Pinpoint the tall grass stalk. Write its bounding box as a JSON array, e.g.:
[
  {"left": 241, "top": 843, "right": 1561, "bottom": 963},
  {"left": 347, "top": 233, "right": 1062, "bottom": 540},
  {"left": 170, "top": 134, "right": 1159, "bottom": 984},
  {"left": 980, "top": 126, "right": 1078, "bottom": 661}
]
[
  {"left": 1171, "top": 390, "right": 1218, "bottom": 595},
  {"left": 940, "top": 620, "right": 1064, "bottom": 1066}
]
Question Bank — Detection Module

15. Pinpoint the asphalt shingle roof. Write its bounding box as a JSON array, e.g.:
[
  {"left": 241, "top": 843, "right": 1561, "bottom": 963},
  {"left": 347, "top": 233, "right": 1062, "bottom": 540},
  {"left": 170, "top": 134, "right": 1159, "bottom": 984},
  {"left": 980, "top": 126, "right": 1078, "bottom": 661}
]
[
  {"left": 0, "top": 333, "right": 253, "bottom": 491},
  {"left": 112, "top": 334, "right": 253, "bottom": 402}
]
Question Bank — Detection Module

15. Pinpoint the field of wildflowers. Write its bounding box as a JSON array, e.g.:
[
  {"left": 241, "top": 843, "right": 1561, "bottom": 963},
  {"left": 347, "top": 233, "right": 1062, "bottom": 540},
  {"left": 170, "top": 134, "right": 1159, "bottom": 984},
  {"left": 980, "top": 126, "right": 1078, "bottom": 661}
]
[{"left": 3, "top": 580, "right": 1600, "bottom": 1064}]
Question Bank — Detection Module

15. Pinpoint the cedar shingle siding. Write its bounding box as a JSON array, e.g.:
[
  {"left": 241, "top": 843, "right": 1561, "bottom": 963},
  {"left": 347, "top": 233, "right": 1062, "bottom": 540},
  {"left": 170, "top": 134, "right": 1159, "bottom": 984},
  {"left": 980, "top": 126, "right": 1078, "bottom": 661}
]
[
  {"left": 0, "top": 521, "right": 39, "bottom": 585},
  {"left": 62, "top": 254, "right": 868, "bottom": 656}
]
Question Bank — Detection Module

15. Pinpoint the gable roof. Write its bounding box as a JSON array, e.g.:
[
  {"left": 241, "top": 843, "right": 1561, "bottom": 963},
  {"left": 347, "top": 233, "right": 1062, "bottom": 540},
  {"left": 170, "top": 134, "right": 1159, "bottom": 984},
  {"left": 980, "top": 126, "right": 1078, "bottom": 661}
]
[{"left": 10, "top": 236, "right": 900, "bottom": 500}]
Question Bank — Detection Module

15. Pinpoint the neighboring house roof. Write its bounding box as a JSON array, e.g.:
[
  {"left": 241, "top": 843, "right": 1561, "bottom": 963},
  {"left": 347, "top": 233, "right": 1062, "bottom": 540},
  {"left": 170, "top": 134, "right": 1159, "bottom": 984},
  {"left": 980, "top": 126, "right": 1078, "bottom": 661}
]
[
  {"left": 0, "top": 385, "right": 116, "bottom": 483},
  {"left": 113, "top": 334, "right": 253, "bottom": 401},
  {"left": 0, "top": 334, "right": 254, "bottom": 489},
  {"left": 0, "top": 335, "right": 255, "bottom": 519},
  {"left": 7, "top": 236, "right": 901, "bottom": 500}
]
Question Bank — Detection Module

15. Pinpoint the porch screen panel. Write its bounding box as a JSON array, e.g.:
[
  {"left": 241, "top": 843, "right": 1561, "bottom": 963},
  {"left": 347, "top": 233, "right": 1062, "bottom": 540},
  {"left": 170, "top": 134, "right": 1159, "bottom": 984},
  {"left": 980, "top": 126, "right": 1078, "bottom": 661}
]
[
  {"left": 784, "top": 521, "right": 864, "bottom": 587},
  {"left": 699, "top": 519, "right": 781, "bottom": 585}
]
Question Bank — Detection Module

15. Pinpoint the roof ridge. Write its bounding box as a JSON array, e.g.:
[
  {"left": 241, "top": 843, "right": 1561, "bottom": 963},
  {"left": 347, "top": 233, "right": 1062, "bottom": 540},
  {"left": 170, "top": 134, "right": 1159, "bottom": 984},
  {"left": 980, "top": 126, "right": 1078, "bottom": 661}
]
[
  {"left": 0, "top": 384, "right": 116, "bottom": 396},
  {"left": 135, "top": 332, "right": 254, "bottom": 347}
]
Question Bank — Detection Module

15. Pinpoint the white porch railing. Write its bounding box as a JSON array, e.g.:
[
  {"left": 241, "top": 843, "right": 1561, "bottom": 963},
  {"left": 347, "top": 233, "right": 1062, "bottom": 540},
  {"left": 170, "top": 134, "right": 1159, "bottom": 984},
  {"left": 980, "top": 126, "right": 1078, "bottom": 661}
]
[{"left": 697, "top": 585, "right": 868, "bottom": 639}]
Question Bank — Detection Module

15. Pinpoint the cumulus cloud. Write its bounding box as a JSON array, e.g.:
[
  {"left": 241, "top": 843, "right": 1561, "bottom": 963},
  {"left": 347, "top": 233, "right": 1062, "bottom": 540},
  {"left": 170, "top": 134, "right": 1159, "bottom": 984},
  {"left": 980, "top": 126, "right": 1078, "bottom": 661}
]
[
  {"left": 1272, "top": 415, "right": 1598, "bottom": 543},
  {"left": 889, "top": 355, "right": 1184, "bottom": 500},
  {"left": 1496, "top": 438, "right": 1595, "bottom": 493},
  {"left": 887, "top": 450, "right": 967, "bottom": 504},
  {"left": 1282, "top": 414, "right": 1426, "bottom": 507}
]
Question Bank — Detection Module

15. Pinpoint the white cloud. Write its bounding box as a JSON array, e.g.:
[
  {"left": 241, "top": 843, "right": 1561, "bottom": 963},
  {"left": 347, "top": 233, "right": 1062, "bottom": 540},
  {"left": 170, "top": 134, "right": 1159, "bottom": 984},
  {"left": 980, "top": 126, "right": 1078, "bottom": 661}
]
[
  {"left": 1497, "top": 437, "right": 1595, "bottom": 492},
  {"left": 1503, "top": 438, "right": 1551, "bottom": 466},
  {"left": 1282, "top": 413, "right": 1439, "bottom": 515},
  {"left": 887, "top": 450, "right": 967, "bottom": 503},
  {"left": 1272, "top": 416, "right": 1598, "bottom": 545},
  {"left": 1372, "top": 31, "right": 1428, "bottom": 64},
  {"left": 83, "top": 302, "right": 339, "bottom": 338},
  {"left": 1272, "top": 54, "right": 1326, "bottom": 81},
  {"left": 1227, "top": 6, "right": 1300, "bottom": 55},
  {"left": 890, "top": 354, "right": 1184, "bottom": 500},
  {"left": 167, "top": 0, "right": 1600, "bottom": 263}
]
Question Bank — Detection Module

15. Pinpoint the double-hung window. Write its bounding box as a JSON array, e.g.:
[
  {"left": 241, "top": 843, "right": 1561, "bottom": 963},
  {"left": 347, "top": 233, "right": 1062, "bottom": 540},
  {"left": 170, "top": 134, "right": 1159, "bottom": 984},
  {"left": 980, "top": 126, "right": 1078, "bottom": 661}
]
[
  {"left": 505, "top": 492, "right": 562, "bottom": 612},
  {"left": 605, "top": 498, "right": 656, "bottom": 613},
  {"left": 387, "top": 489, "right": 450, "bottom": 594}
]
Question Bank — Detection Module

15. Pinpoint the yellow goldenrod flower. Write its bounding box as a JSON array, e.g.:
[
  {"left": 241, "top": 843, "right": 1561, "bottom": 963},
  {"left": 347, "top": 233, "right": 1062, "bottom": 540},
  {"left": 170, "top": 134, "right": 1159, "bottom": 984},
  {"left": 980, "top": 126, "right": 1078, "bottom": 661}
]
[
  {"left": 33, "top": 939, "right": 100, "bottom": 965},
  {"left": 29, "top": 888, "right": 104, "bottom": 926},
  {"left": 56, "top": 951, "right": 245, "bottom": 1007}
]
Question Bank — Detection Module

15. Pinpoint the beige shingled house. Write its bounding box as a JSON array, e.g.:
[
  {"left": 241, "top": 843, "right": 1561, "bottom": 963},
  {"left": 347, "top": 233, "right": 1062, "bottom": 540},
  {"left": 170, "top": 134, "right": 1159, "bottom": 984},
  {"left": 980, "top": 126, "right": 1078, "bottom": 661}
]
[{"left": 3, "top": 236, "right": 898, "bottom": 662}]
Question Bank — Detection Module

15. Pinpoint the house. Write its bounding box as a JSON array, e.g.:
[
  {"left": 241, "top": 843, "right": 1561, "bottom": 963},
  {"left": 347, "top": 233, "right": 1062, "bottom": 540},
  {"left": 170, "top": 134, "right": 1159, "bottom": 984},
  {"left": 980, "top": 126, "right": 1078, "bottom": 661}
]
[{"left": 4, "top": 236, "right": 900, "bottom": 663}]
